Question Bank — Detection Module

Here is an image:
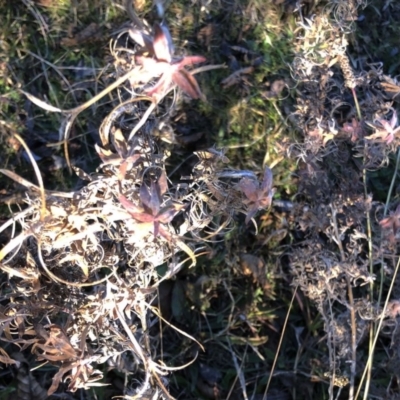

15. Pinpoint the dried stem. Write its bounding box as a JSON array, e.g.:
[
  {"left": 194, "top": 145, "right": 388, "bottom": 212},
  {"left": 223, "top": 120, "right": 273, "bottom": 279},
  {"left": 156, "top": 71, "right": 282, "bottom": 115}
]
[{"left": 330, "top": 205, "right": 356, "bottom": 400}]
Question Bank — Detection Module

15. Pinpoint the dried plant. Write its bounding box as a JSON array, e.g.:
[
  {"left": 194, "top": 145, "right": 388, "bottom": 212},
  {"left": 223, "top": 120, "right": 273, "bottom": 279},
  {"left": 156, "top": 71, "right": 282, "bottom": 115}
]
[
  {"left": 5, "top": 0, "right": 400, "bottom": 398},
  {"left": 285, "top": 2, "right": 400, "bottom": 397}
]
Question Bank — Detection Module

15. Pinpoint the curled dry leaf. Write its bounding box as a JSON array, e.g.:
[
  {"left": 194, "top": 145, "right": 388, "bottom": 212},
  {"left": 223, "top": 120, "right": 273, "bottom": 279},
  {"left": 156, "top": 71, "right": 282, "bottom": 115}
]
[
  {"left": 380, "top": 76, "right": 400, "bottom": 102},
  {"left": 21, "top": 90, "right": 62, "bottom": 113},
  {"left": 33, "top": 324, "right": 77, "bottom": 363},
  {"left": 366, "top": 111, "right": 400, "bottom": 144},
  {"left": 0, "top": 348, "right": 19, "bottom": 366},
  {"left": 95, "top": 129, "right": 142, "bottom": 180}
]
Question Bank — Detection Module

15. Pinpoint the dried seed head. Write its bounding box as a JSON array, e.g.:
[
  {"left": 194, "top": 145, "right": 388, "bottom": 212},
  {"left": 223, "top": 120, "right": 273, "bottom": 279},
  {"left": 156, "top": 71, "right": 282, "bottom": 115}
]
[{"left": 339, "top": 54, "right": 356, "bottom": 89}]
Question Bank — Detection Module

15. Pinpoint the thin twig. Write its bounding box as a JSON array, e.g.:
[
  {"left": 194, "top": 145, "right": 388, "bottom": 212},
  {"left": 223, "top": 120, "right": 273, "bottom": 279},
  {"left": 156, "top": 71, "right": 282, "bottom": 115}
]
[
  {"left": 226, "top": 340, "right": 248, "bottom": 400},
  {"left": 263, "top": 285, "right": 298, "bottom": 399},
  {"left": 355, "top": 254, "right": 400, "bottom": 398},
  {"left": 14, "top": 134, "right": 46, "bottom": 220}
]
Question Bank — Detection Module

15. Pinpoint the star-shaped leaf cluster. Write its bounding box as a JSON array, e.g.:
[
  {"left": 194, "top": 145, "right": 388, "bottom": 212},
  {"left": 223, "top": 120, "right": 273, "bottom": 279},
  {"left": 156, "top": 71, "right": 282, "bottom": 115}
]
[
  {"left": 130, "top": 23, "right": 206, "bottom": 101},
  {"left": 367, "top": 111, "right": 400, "bottom": 144},
  {"left": 119, "top": 171, "right": 185, "bottom": 240}
]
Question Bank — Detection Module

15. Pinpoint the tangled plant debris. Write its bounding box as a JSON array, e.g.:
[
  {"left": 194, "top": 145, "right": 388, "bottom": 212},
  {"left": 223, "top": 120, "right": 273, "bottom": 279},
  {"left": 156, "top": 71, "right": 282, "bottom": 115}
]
[
  {"left": 0, "top": 14, "right": 274, "bottom": 398},
  {"left": 3, "top": 0, "right": 400, "bottom": 399},
  {"left": 285, "top": 1, "right": 400, "bottom": 398}
]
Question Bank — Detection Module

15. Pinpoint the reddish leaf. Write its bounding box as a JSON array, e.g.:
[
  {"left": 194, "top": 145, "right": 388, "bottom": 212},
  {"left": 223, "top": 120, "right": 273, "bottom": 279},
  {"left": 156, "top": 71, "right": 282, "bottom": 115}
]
[
  {"left": 131, "top": 23, "right": 206, "bottom": 101},
  {"left": 178, "top": 55, "right": 207, "bottom": 67},
  {"left": 172, "top": 69, "right": 205, "bottom": 100},
  {"left": 145, "top": 72, "right": 170, "bottom": 99},
  {"left": 119, "top": 171, "right": 184, "bottom": 238},
  {"left": 118, "top": 195, "right": 148, "bottom": 221}
]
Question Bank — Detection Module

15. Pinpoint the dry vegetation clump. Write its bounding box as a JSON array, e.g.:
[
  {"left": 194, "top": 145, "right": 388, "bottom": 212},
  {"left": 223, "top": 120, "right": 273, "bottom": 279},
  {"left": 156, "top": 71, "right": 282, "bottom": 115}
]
[
  {"left": 285, "top": 0, "right": 400, "bottom": 398},
  {"left": 0, "top": 6, "right": 274, "bottom": 398},
  {"left": 2, "top": 0, "right": 400, "bottom": 399}
]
